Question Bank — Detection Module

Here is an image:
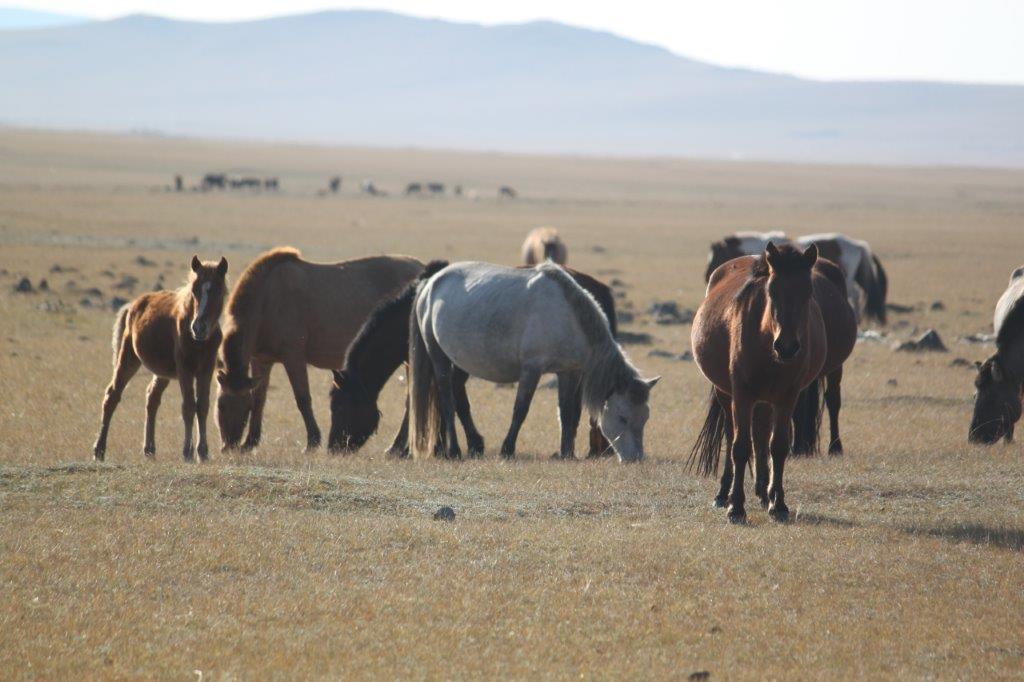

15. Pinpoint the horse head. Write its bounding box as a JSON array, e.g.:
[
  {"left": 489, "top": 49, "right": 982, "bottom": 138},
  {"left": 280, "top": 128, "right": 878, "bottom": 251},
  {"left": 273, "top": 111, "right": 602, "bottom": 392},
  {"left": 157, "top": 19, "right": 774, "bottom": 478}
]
[
  {"left": 969, "top": 355, "right": 1022, "bottom": 444},
  {"left": 327, "top": 370, "right": 382, "bottom": 452},
  {"left": 764, "top": 242, "right": 817, "bottom": 363},
  {"left": 187, "top": 255, "right": 228, "bottom": 342},
  {"left": 600, "top": 376, "right": 660, "bottom": 463},
  {"left": 705, "top": 236, "right": 744, "bottom": 282}
]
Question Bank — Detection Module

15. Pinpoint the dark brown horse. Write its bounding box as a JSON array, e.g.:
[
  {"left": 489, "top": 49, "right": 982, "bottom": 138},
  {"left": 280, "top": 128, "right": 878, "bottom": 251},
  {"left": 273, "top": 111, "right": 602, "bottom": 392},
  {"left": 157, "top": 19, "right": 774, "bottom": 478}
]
[
  {"left": 216, "top": 249, "right": 423, "bottom": 452},
  {"left": 969, "top": 268, "right": 1024, "bottom": 443},
  {"left": 788, "top": 257, "right": 858, "bottom": 456},
  {"left": 328, "top": 263, "right": 619, "bottom": 457},
  {"left": 689, "top": 243, "right": 826, "bottom": 523},
  {"left": 93, "top": 256, "right": 228, "bottom": 461}
]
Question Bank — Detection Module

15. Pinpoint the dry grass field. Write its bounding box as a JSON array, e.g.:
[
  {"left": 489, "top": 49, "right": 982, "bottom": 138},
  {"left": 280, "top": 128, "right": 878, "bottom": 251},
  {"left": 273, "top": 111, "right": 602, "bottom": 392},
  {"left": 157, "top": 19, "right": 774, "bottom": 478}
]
[{"left": 1, "top": 127, "right": 1022, "bottom": 678}]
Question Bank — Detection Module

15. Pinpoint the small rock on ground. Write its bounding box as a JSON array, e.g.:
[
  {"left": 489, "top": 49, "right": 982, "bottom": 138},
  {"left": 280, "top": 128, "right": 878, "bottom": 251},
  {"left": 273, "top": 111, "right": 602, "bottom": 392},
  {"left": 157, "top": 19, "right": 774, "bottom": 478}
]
[{"left": 433, "top": 506, "right": 456, "bottom": 522}]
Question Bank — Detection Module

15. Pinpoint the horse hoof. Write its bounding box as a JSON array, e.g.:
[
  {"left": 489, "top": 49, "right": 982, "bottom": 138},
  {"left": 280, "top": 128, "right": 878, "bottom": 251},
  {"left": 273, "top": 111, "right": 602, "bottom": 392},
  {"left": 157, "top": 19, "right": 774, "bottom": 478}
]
[
  {"left": 712, "top": 496, "right": 728, "bottom": 508},
  {"left": 93, "top": 451, "right": 105, "bottom": 462},
  {"left": 828, "top": 441, "right": 843, "bottom": 456},
  {"left": 727, "top": 508, "right": 747, "bottom": 525},
  {"left": 769, "top": 506, "right": 790, "bottom": 523},
  {"left": 757, "top": 495, "right": 769, "bottom": 509}
]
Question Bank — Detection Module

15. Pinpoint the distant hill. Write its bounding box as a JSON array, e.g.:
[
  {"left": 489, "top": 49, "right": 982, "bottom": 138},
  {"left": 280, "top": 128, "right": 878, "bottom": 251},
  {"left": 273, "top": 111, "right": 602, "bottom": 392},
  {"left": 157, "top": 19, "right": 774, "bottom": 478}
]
[
  {"left": 0, "top": 6, "right": 89, "bottom": 29},
  {"left": 0, "top": 10, "right": 1022, "bottom": 166}
]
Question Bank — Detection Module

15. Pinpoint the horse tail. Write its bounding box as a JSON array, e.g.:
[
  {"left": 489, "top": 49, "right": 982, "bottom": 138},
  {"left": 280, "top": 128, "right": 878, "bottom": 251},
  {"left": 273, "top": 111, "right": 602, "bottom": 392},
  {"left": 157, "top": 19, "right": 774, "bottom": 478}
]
[
  {"left": 687, "top": 389, "right": 726, "bottom": 477},
  {"left": 111, "top": 303, "right": 130, "bottom": 365},
  {"left": 543, "top": 240, "right": 559, "bottom": 262},
  {"left": 408, "top": 301, "right": 442, "bottom": 459},
  {"left": 865, "top": 254, "right": 888, "bottom": 325},
  {"left": 791, "top": 377, "right": 823, "bottom": 457}
]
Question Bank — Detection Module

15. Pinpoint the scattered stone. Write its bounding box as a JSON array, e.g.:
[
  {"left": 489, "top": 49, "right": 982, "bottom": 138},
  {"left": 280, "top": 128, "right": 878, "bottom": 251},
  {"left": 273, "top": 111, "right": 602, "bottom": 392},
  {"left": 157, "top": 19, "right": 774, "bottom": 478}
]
[
  {"left": 616, "top": 311, "right": 635, "bottom": 325},
  {"left": 135, "top": 255, "right": 158, "bottom": 267},
  {"left": 49, "top": 264, "right": 76, "bottom": 274},
  {"left": 100, "top": 270, "right": 116, "bottom": 278},
  {"left": 886, "top": 378, "right": 898, "bottom": 386},
  {"left": 80, "top": 287, "right": 103, "bottom": 298},
  {"left": 79, "top": 298, "right": 94, "bottom": 308},
  {"left": 886, "top": 302, "right": 916, "bottom": 314},
  {"left": 857, "top": 330, "right": 887, "bottom": 343},
  {"left": 617, "top": 331, "right": 653, "bottom": 345},
  {"left": 679, "top": 350, "right": 693, "bottom": 361},
  {"left": 109, "top": 297, "right": 130, "bottom": 311},
  {"left": 13, "top": 277, "right": 33, "bottom": 293},
  {"left": 648, "top": 349, "right": 676, "bottom": 359},
  {"left": 610, "top": 278, "right": 627, "bottom": 288},
  {"left": 959, "top": 333, "right": 995, "bottom": 344},
  {"left": 950, "top": 357, "right": 973, "bottom": 368},
  {"left": 433, "top": 506, "right": 456, "bottom": 522},
  {"left": 930, "top": 301, "right": 946, "bottom": 311},
  {"left": 590, "top": 245, "right": 606, "bottom": 253},
  {"left": 893, "top": 329, "right": 947, "bottom": 353},
  {"left": 647, "top": 301, "right": 694, "bottom": 325},
  {"left": 37, "top": 278, "right": 49, "bottom": 291},
  {"left": 112, "top": 275, "right": 138, "bottom": 291},
  {"left": 688, "top": 673, "right": 711, "bottom": 682}
]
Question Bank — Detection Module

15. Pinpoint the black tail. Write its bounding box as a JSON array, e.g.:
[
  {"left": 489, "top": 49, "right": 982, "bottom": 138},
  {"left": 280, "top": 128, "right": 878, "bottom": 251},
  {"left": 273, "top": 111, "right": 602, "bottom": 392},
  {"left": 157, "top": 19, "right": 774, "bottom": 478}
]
[
  {"left": 687, "top": 389, "right": 726, "bottom": 477},
  {"left": 543, "top": 241, "right": 559, "bottom": 261},
  {"left": 791, "top": 378, "right": 823, "bottom": 457},
  {"left": 864, "top": 254, "right": 888, "bottom": 325}
]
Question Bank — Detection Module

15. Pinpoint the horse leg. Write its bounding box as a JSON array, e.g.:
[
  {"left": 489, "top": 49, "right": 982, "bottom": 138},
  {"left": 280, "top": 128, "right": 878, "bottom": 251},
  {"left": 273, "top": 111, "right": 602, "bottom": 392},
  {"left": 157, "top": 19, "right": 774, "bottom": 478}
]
[
  {"left": 824, "top": 367, "right": 843, "bottom": 455},
  {"left": 282, "top": 354, "right": 320, "bottom": 451},
  {"left": 586, "top": 416, "right": 612, "bottom": 457},
  {"left": 768, "top": 397, "right": 797, "bottom": 522},
  {"left": 713, "top": 390, "right": 734, "bottom": 508},
  {"left": 453, "top": 367, "right": 485, "bottom": 457},
  {"left": 194, "top": 361, "right": 214, "bottom": 462},
  {"left": 556, "top": 371, "right": 583, "bottom": 459},
  {"left": 727, "top": 394, "right": 753, "bottom": 523},
  {"left": 93, "top": 343, "right": 141, "bottom": 461},
  {"left": 241, "top": 360, "right": 272, "bottom": 452},
  {"left": 386, "top": 392, "right": 411, "bottom": 458},
  {"left": 143, "top": 376, "right": 170, "bottom": 457},
  {"left": 177, "top": 369, "right": 198, "bottom": 461},
  {"left": 500, "top": 367, "right": 541, "bottom": 458},
  {"left": 752, "top": 403, "right": 773, "bottom": 508}
]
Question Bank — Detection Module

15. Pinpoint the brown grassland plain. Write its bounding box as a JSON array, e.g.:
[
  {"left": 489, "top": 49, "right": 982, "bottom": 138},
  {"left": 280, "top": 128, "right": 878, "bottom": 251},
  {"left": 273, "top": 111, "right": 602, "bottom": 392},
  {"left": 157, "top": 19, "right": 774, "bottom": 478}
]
[{"left": 0, "top": 128, "right": 1022, "bottom": 679}]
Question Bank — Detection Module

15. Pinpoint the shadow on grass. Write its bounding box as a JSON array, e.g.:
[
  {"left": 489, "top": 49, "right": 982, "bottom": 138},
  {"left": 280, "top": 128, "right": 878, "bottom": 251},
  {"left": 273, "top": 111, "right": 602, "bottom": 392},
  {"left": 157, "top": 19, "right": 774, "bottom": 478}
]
[
  {"left": 899, "top": 523, "right": 1024, "bottom": 552},
  {"left": 793, "top": 511, "right": 859, "bottom": 528}
]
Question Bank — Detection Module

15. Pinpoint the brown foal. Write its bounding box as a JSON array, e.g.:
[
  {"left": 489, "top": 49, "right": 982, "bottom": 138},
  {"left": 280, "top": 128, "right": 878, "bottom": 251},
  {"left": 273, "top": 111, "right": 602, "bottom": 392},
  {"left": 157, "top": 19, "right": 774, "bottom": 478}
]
[{"left": 93, "top": 256, "right": 228, "bottom": 461}]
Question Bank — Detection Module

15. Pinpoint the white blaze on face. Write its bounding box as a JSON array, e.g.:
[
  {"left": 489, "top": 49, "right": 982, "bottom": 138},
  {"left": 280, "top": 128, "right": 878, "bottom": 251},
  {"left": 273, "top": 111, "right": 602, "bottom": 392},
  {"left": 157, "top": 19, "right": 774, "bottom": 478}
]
[{"left": 196, "top": 281, "right": 212, "bottom": 319}]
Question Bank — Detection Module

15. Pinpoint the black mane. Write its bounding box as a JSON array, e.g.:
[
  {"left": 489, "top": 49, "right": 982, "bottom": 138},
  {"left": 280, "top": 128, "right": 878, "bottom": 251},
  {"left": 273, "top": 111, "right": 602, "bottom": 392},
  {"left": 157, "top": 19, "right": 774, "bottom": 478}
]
[{"left": 997, "top": 293, "right": 1024, "bottom": 350}]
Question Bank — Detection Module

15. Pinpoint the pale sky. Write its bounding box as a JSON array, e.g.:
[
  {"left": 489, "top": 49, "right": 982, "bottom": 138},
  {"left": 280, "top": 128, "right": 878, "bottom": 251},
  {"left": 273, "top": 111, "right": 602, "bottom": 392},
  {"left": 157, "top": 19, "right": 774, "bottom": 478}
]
[{"left": 14, "top": 0, "right": 1024, "bottom": 84}]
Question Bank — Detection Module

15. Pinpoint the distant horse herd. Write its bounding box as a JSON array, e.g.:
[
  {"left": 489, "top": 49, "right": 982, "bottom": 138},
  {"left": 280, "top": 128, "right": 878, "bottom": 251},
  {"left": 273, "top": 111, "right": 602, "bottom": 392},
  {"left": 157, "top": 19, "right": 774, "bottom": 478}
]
[
  {"left": 172, "top": 173, "right": 516, "bottom": 199},
  {"left": 91, "top": 226, "right": 1021, "bottom": 523}
]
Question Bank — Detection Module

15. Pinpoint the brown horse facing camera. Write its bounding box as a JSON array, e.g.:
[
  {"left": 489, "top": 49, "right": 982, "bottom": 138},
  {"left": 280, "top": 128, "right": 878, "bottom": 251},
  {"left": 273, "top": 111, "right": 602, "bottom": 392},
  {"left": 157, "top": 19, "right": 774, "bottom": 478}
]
[
  {"left": 93, "top": 256, "right": 228, "bottom": 461},
  {"left": 689, "top": 243, "right": 826, "bottom": 523}
]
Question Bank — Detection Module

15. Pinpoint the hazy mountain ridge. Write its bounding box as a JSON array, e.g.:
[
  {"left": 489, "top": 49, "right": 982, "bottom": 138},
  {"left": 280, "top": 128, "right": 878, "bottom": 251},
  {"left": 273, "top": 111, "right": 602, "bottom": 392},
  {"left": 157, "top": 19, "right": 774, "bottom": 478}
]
[
  {"left": 0, "top": 6, "right": 89, "bottom": 29},
  {"left": 1, "top": 10, "right": 1021, "bottom": 165}
]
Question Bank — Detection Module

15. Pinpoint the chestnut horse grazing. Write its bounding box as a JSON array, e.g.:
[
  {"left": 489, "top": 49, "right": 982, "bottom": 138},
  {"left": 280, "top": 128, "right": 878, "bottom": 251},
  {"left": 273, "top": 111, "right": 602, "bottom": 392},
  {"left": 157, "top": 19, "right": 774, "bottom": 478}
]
[
  {"left": 93, "top": 256, "right": 228, "bottom": 461},
  {"left": 522, "top": 227, "right": 568, "bottom": 265},
  {"left": 328, "top": 262, "right": 619, "bottom": 456},
  {"left": 216, "top": 248, "right": 423, "bottom": 451},
  {"left": 689, "top": 243, "right": 826, "bottom": 523},
  {"left": 969, "top": 267, "right": 1024, "bottom": 443}
]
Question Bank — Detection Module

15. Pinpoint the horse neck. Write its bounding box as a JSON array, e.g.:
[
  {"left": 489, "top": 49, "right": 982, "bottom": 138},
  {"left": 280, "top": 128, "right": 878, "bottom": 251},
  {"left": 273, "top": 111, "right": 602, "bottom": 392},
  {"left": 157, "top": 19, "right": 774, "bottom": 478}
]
[
  {"left": 347, "top": 318, "right": 408, "bottom": 399},
  {"left": 998, "top": 335, "right": 1024, "bottom": 382},
  {"left": 221, "top": 308, "right": 260, "bottom": 378}
]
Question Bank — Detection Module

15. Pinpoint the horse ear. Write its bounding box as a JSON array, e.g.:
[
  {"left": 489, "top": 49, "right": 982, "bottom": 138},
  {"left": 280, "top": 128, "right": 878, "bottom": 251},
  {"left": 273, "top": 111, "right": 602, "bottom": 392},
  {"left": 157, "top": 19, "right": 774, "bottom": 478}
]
[
  {"left": 216, "top": 256, "right": 228, "bottom": 276},
  {"left": 645, "top": 376, "right": 661, "bottom": 390},
  {"left": 803, "top": 243, "right": 819, "bottom": 267},
  {"left": 764, "top": 242, "right": 780, "bottom": 264},
  {"left": 332, "top": 369, "right": 345, "bottom": 388},
  {"left": 191, "top": 255, "right": 202, "bottom": 273}
]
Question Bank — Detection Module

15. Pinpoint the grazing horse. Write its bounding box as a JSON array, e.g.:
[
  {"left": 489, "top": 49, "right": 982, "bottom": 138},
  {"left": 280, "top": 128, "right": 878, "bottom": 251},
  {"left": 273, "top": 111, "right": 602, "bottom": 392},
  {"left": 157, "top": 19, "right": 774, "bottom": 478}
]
[
  {"left": 969, "top": 267, "right": 1024, "bottom": 443},
  {"left": 328, "top": 263, "right": 619, "bottom": 457},
  {"left": 795, "top": 233, "right": 887, "bottom": 325},
  {"left": 409, "top": 262, "right": 657, "bottom": 462},
  {"left": 705, "top": 231, "right": 888, "bottom": 325},
  {"left": 704, "top": 231, "right": 789, "bottom": 282},
  {"left": 522, "top": 227, "right": 568, "bottom": 266},
  {"left": 499, "top": 186, "right": 517, "bottom": 198},
  {"left": 788, "top": 257, "right": 858, "bottom": 457},
  {"left": 216, "top": 248, "right": 423, "bottom": 451},
  {"left": 689, "top": 243, "right": 826, "bottom": 523},
  {"left": 93, "top": 256, "right": 228, "bottom": 461}
]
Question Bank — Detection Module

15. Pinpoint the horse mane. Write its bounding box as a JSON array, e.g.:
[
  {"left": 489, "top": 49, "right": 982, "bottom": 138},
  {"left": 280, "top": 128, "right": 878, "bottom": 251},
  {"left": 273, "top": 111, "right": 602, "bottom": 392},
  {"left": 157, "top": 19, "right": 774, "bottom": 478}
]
[
  {"left": 996, "top": 292, "right": 1024, "bottom": 350},
  {"left": 562, "top": 268, "right": 618, "bottom": 337},
  {"left": 341, "top": 259, "right": 449, "bottom": 392},
  {"left": 537, "top": 263, "right": 639, "bottom": 415}
]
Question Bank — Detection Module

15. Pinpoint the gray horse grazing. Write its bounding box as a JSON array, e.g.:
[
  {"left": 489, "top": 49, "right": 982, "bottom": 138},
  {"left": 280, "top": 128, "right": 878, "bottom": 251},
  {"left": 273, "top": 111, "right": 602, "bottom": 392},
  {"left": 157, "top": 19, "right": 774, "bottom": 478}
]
[{"left": 409, "top": 262, "right": 658, "bottom": 462}]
